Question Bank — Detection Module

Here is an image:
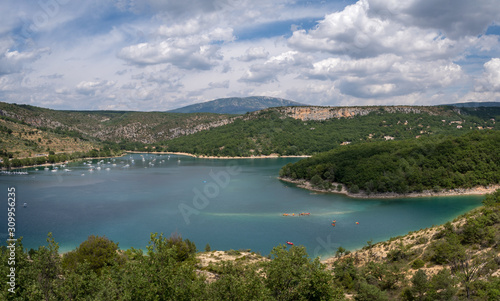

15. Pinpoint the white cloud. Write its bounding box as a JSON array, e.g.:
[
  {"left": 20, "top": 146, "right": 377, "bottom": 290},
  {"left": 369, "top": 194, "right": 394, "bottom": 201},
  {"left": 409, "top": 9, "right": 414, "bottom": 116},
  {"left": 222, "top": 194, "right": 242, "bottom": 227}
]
[
  {"left": 0, "top": 47, "right": 50, "bottom": 75},
  {"left": 305, "top": 54, "right": 464, "bottom": 98},
  {"left": 239, "top": 50, "right": 310, "bottom": 84},
  {"left": 288, "top": 0, "right": 470, "bottom": 60},
  {"left": 475, "top": 58, "right": 500, "bottom": 92},
  {"left": 1, "top": 0, "right": 500, "bottom": 110},
  {"left": 368, "top": 0, "right": 500, "bottom": 39},
  {"left": 76, "top": 79, "right": 115, "bottom": 96},
  {"left": 209, "top": 80, "right": 229, "bottom": 89},
  {"left": 118, "top": 18, "right": 233, "bottom": 70},
  {"left": 237, "top": 47, "right": 269, "bottom": 62}
]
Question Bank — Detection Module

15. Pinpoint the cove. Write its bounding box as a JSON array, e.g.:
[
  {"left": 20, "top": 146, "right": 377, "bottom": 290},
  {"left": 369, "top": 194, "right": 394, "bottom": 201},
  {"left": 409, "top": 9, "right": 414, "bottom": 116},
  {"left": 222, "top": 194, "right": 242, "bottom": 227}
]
[{"left": 0, "top": 154, "right": 484, "bottom": 259}]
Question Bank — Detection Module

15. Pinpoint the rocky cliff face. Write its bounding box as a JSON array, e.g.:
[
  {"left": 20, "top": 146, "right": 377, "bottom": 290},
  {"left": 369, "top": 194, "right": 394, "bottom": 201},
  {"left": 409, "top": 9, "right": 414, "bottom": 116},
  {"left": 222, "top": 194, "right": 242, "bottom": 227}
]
[{"left": 273, "top": 106, "right": 440, "bottom": 121}]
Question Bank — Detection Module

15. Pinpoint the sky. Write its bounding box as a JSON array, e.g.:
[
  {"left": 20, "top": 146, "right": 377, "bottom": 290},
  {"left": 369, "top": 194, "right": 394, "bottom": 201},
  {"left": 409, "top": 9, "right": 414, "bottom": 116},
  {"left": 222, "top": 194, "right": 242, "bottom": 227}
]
[{"left": 1, "top": 0, "right": 500, "bottom": 111}]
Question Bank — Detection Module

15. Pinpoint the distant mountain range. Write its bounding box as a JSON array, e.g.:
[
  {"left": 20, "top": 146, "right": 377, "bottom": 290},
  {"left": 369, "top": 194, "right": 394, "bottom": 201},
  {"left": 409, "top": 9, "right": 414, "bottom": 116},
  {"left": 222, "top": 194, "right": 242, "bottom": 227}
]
[
  {"left": 445, "top": 101, "right": 500, "bottom": 107},
  {"left": 168, "top": 96, "right": 309, "bottom": 114}
]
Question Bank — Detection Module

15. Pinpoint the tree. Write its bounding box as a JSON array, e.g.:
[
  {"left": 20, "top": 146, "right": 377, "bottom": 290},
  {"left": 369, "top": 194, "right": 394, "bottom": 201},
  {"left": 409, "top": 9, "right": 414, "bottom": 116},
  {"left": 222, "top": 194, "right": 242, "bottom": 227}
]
[
  {"left": 411, "top": 269, "right": 428, "bottom": 301},
  {"left": 455, "top": 254, "right": 486, "bottom": 299},
  {"left": 266, "top": 244, "right": 339, "bottom": 300},
  {"left": 483, "top": 189, "right": 500, "bottom": 206},
  {"left": 355, "top": 282, "right": 388, "bottom": 301},
  {"left": 62, "top": 235, "right": 120, "bottom": 274},
  {"left": 310, "top": 174, "right": 323, "bottom": 187},
  {"left": 427, "top": 269, "right": 457, "bottom": 301},
  {"left": 165, "top": 232, "right": 197, "bottom": 262},
  {"left": 207, "top": 261, "right": 272, "bottom": 301}
]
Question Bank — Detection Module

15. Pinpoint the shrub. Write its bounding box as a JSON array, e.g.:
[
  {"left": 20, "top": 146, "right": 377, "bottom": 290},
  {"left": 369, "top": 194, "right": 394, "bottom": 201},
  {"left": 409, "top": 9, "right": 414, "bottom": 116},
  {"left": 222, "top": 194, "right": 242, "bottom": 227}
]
[
  {"left": 411, "top": 258, "right": 425, "bottom": 269},
  {"left": 350, "top": 185, "right": 360, "bottom": 194},
  {"left": 62, "top": 235, "right": 120, "bottom": 273}
]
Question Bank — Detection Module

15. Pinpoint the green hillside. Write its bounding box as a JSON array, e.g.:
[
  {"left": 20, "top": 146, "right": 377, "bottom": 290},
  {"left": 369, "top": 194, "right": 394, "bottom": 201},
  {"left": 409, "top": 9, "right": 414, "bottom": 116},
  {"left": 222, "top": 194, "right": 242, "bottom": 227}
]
[
  {"left": 0, "top": 101, "right": 234, "bottom": 158},
  {"left": 165, "top": 106, "right": 500, "bottom": 157},
  {"left": 279, "top": 130, "right": 500, "bottom": 194}
]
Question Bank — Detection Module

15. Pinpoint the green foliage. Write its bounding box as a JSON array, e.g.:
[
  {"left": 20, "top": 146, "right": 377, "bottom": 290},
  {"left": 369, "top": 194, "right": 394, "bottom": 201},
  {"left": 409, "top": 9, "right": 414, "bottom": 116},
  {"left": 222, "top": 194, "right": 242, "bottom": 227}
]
[
  {"left": 430, "top": 233, "right": 465, "bottom": 265},
  {"left": 62, "top": 235, "right": 121, "bottom": 274},
  {"left": 349, "top": 185, "right": 360, "bottom": 194},
  {"left": 206, "top": 261, "right": 272, "bottom": 300},
  {"left": 165, "top": 106, "right": 500, "bottom": 157},
  {"left": 355, "top": 282, "right": 388, "bottom": 301},
  {"left": 281, "top": 130, "right": 500, "bottom": 194},
  {"left": 205, "top": 243, "right": 211, "bottom": 252},
  {"left": 266, "top": 244, "right": 340, "bottom": 300},
  {"left": 165, "top": 232, "right": 197, "bottom": 262},
  {"left": 483, "top": 189, "right": 500, "bottom": 206},
  {"left": 411, "top": 259, "right": 425, "bottom": 269}
]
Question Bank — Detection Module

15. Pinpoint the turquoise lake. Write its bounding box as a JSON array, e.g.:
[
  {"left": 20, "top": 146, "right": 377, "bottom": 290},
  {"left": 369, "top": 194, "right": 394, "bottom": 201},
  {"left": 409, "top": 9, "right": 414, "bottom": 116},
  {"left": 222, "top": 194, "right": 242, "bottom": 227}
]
[{"left": 1, "top": 154, "right": 485, "bottom": 258}]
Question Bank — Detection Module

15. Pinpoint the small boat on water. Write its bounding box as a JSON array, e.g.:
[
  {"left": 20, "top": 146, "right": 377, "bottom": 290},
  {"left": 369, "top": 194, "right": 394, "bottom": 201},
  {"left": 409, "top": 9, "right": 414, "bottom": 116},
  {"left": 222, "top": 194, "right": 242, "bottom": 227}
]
[
  {"left": 23, "top": 203, "right": 27, "bottom": 208},
  {"left": 286, "top": 241, "right": 294, "bottom": 245},
  {"left": 299, "top": 212, "right": 310, "bottom": 216}
]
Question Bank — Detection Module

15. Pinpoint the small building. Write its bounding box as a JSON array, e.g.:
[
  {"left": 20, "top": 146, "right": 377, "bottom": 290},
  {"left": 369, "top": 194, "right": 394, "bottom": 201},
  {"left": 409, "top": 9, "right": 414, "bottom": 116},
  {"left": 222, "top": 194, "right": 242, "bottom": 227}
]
[
  {"left": 340, "top": 141, "right": 351, "bottom": 145},
  {"left": 384, "top": 136, "right": 395, "bottom": 141}
]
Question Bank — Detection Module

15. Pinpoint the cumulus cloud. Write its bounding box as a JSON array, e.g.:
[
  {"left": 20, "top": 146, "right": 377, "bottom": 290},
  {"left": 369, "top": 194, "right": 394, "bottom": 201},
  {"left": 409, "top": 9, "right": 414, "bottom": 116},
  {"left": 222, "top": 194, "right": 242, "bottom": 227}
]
[
  {"left": 288, "top": 0, "right": 469, "bottom": 60},
  {"left": 307, "top": 55, "right": 464, "bottom": 98},
  {"left": 76, "top": 79, "right": 115, "bottom": 96},
  {"left": 118, "top": 18, "right": 233, "bottom": 70},
  {"left": 239, "top": 51, "right": 310, "bottom": 84},
  {"left": 368, "top": 0, "right": 500, "bottom": 39},
  {"left": 2, "top": 0, "right": 500, "bottom": 109},
  {"left": 208, "top": 80, "right": 229, "bottom": 89},
  {"left": 475, "top": 58, "right": 500, "bottom": 92},
  {"left": 237, "top": 47, "right": 269, "bottom": 62},
  {"left": 0, "top": 47, "right": 50, "bottom": 75},
  {"left": 118, "top": 41, "right": 222, "bottom": 70}
]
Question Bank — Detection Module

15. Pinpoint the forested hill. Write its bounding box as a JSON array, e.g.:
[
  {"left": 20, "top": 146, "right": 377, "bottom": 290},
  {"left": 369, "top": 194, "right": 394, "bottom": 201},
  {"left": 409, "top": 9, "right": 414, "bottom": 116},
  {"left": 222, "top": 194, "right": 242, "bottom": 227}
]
[
  {"left": 168, "top": 96, "right": 308, "bottom": 114},
  {"left": 279, "top": 130, "right": 500, "bottom": 194},
  {"left": 0, "top": 101, "right": 236, "bottom": 158},
  {"left": 2, "top": 100, "right": 500, "bottom": 159},
  {"left": 165, "top": 106, "right": 500, "bottom": 157}
]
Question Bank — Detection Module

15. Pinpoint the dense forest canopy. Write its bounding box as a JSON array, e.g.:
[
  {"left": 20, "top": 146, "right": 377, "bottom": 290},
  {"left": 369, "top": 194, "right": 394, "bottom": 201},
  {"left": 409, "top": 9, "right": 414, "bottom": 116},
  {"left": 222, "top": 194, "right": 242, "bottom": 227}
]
[
  {"left": 279, "top": 130, "right": 500, "bottom": 194},
  {"left": 165, "top": 108, "right": 499, "bottom": 157}
]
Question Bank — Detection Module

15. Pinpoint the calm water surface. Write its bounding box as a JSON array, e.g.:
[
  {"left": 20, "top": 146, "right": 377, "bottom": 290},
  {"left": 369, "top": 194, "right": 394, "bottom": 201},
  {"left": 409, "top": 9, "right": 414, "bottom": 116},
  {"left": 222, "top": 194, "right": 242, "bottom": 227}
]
[{"left": 0, "top": 154, "right": 484, "bottom": 258}]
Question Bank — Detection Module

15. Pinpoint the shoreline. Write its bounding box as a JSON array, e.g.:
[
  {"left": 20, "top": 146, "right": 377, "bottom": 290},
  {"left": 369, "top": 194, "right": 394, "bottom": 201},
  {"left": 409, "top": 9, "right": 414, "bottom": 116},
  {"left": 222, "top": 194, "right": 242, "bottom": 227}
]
[
  {"left": 279, "top": 177, "right": 500, "bottom": 199},
  {"left": 125, "top": 150, "right": 311, "bottom": 159},
  {"left": 1, "top": 153, "right": 127, "bottom": 171}
]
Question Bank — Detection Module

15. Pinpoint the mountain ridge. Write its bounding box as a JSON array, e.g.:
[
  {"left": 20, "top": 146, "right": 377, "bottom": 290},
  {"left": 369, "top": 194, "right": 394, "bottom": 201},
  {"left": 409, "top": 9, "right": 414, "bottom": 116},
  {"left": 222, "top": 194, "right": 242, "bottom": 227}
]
[{"left": 168, "top": 96, "right": 309, "bottom": 114}]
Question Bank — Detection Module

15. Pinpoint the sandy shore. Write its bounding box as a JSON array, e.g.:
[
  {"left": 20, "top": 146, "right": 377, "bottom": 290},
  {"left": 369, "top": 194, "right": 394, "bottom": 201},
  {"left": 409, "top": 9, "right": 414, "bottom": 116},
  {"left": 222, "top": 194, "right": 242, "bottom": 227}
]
[
  {"left": 125, "top": 150, "right": 311, "bottom": 159},
  {"left": 279, "top": 177, "right": 500, "bottom": 199}
]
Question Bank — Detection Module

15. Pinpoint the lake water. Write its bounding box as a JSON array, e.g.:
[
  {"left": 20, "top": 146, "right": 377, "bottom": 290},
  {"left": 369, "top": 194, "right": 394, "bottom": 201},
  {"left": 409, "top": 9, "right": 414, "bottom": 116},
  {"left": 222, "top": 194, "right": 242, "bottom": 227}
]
[{"left": 0, "top": 154, "right": 484, "bottom": 258}]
